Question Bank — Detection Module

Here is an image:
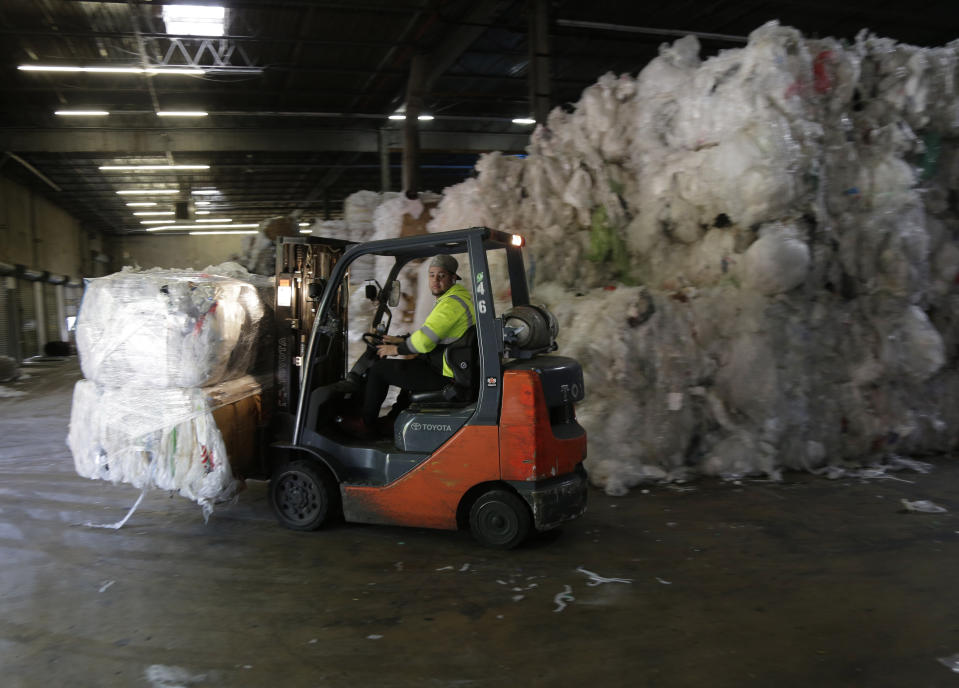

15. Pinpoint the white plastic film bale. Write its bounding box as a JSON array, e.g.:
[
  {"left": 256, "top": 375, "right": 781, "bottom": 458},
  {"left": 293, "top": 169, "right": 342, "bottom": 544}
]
[
  {"left": 879, "top": 305, "right": 946, "bottom": 381},
  {"left": 67, "top": 375, "right": 268, "bottom": 515},
  {"left": 76, "top": 266, "right": 272, "bottom": 388},
  {"left": 741, "top": 223, "right": 811, "bottom": 295}
]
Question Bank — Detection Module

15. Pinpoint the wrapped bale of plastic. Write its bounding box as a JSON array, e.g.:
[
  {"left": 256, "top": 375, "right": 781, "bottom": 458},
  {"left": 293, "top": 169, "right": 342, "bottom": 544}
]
[
  {"left": 67, "top": 375, "right": 269, "bottom": 516},
  {"left": 76, "top": 266, "right": 272, "bottom": 388}
]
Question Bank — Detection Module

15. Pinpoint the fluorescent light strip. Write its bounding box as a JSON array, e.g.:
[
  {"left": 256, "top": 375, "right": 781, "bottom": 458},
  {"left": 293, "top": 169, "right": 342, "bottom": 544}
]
[
  {"left": 156, "top": 111, "right": 208, "bottom": 117},
  {"left": 299, "top": 229, "right": 313, "bottom": 234},
  {"left": 146, "top": 223, "right": 259, "bottom": 231},
  {"left": 298, "top": 222, "right": 310, "bottom": 227},
  {"left": 512, "top": 118, "right": 536, "bottom": 125},
  {"left": 188, "top": 230, "right": 259, "bottom": 235},
  {"left": 134, "top": 211, "right": 175, "bottom": 216},
  {"left": 388, "top": 114, "right": 434, "bottom": 121},
  {"left": 196, "top": 210, "right": 210, "bottom": 215},
  {"left": 117, "top": 189, "right": 179, "bottom": 195},
  {"left": 55, "top": 110, "right": 109, "bottom": 116},
  {"left": 19, "top": 65, "right": 204, "bottom": 76},
  {"left": 191, "top": 189, "right": 219, "bottom": 195},
  {"left": 195, "top": 218, "right": 232, "bottom": 222},
  {"left": 195, "top": 201, "right": 211, "bottom": 206},
  {"left": 141, "top": 220, "right": 176, "bottom": 225},
  {"left": 126, "top": 202, "right": 157, "bottom": 207},
  {"left": 101, "top": 164, "right": 210, "bottom": 171}
]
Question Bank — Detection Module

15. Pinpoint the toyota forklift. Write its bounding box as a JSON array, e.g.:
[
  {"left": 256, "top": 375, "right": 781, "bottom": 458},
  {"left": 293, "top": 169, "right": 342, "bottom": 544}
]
[{"left": 266, "top": 227, "right": 587, "bottom": 548}]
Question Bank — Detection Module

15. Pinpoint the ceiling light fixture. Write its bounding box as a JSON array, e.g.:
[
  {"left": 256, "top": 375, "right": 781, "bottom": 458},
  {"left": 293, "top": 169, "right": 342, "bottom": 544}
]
[
  {"left": 156, "top": 111, "right": 208, "bottom": 117},
  {"left": 191, "top": 189, "right": 219, "bottom": 195},
  {"left": 141, "top": 220, "right": 177, "bottom": 225},
  {"left": 54, "top": 110, "right": 109, "bottom": 116},
  {"left": 195, "top": 218, "right": 232, "bottom": 222},
  {"left": 299, "top": 229, "right": 313, "bottom": 234},
  {"left": 117, "top": 189, "right": 180, "bottom": 195},
  {"left": 162, "top": 5, "right": 226, "bottom": 37},
  {"left": 146, "top": 223, "right": 259, "bottom": 231},
  {"left": 195, "top": 201, "right": 211, "bottom": 206},
  {"left": 188, "top": 230, "right": 259, "bottom": 236},
  {"left": 387, "top": 114, "right": 434, "bottom": 121},
  {"left": 512, "top": 118, "right": 536, "bottom": 125},
  {"left": 134, "top": 211, "right": 175, "bottom": 216},
  {"left": 298, "top": 222, "right": 311, "bottom": 227},
  {"left": 19, "top": 65, "right": 204, "bottom": 76},
  {"left": 100, "top": 164, "right": 210, "bottom": 171},
  {"left": 126, "top": 202, "right": 158, "bottom": 207}
]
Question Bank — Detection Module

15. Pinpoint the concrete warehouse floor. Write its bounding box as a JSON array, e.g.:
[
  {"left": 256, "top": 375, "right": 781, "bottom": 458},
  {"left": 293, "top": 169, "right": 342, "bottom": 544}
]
[{"left": 2, "top": 359, "right": 959, "bottom": 688}]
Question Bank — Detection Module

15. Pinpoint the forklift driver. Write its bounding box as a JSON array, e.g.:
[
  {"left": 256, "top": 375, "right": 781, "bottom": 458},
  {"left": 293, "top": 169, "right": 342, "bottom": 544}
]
[{"left": 345, "top": 254, "right": 476, "bottom": 439}]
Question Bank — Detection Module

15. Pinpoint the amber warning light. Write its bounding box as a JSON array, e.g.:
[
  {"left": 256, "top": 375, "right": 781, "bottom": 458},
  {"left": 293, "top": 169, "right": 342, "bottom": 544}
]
[
  {"left": 511, "top": 234, "right": 524, "bottom": 247},
  {"left": 277, "top": 279, "right": 292, "bottom": 307}
]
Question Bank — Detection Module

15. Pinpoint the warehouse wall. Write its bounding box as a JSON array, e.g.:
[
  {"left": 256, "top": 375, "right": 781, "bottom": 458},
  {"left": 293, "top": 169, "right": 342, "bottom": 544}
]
[
  {"left": 116, "top": 233, "right": 246, "bottom": 270},
  {"left": 0, "top": 176, "right": 113, "bottom": 361},
  {"left": 0, "top": 176, "right": 111, "bottom": 278}
]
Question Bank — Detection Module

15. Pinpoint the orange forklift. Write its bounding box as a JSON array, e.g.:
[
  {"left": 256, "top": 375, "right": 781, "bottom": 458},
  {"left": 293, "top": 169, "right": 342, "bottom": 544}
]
[{"left": 266, "top": 227, "right": 587, "bottom": 548}]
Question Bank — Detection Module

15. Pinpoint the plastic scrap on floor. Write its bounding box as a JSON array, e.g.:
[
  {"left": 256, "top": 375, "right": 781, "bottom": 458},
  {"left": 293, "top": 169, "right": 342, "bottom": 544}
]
[
  {"left": 80, "top": 483, "right": 149, "bottom": 530},
  {"left": 937, "top": 653, "right": 959, "bottom": 673},
  {"left": 901, "top": 499, "right": 948, "bottom": 513},
  {"left": 145, "top": 665, "right": 208, "bottom": 688},
  {"left": 98, "top": 580, "right": 115, "bottom": 593},
  {"left": 576, "top": 566, "right": 634, "bottom": 586},
  {"left": 553, "top": 585, "right": 575, "bottom": 613},
  {"left": 655, "top": 577, "right": 673, "bottom": 585},
  {"left": 815, "top": 456, "right": 937, "bottom": 483}
]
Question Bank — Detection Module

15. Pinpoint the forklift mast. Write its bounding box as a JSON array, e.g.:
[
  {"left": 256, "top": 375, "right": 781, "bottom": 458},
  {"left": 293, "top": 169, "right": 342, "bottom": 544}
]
[{"left": 273, "top": 236, "right": 352, "bottom": 416}]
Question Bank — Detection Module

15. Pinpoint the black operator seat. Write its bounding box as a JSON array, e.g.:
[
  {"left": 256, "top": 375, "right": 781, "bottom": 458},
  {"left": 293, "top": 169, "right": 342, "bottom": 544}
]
[{"left": 409, "top": 326, "right": 479, "bottom": 406}]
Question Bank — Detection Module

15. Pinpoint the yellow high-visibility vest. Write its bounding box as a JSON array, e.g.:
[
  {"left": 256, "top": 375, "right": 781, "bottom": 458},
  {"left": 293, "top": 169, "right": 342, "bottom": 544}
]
[{"left": 406, "top": 283, "right": 475, "bottom": 377}]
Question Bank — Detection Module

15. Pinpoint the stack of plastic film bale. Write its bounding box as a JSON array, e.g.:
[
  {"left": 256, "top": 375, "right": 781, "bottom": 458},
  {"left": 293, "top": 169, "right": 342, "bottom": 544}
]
[
  {"left": 371, "top": 192, "right": 449, "bottom": 328},
  {"left": 67, "top": 262, "right": 274, "bottom": 518},
  {"left": 240, "top": 215, "right": 300, "bottom": 275},
  {"left": 428, "top": 21, "right": 959, "bottom": 495},
  {"left": 328, "top": 190, "right": 397, "bottom": 361}
]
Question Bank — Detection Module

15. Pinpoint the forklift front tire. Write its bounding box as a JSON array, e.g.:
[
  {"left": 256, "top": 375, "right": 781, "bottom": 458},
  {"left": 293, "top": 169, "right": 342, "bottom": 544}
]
[
  {"left": 469, "top": 489, "right": 532, "bottom": 549},
  {"left": 270, "top": 460, "right": 336, "bottom": 531}
]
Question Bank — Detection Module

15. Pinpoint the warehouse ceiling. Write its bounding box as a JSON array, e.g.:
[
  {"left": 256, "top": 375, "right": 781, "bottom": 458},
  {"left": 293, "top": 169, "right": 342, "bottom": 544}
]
[{"left": 0, "top": 0, "right": 956, "bottom": 235}]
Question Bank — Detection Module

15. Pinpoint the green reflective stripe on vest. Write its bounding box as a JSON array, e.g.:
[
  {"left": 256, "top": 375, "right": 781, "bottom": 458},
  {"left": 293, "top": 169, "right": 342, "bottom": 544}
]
[
  {"left": 407, "top": 324, "right": 440, "bottom": 353},
  {"left": 446, "top": 294, "right": 474, "bottom": 328}
]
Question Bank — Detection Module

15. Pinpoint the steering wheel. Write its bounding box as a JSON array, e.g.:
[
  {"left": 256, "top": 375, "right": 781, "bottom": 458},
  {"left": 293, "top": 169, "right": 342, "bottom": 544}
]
[{"left": 362, "top": 332, "right": 385, "bottom": 350}]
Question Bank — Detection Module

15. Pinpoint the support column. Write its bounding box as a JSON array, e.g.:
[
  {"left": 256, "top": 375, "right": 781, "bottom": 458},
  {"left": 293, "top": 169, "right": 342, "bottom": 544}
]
[
  {"left": 56, "top": 283, "right": 67, "bottom": 341},
  {"left": 402, "top": 53, "right": 428, "bottom": 197},
  {"left": 379, "top": 128, "right": 391, "bottom": 193},
  {"left": 33, "top": 280, "right": 46, "bottom": 350},
  {"left": 527, "top": 0, "right": 551, "bottom": 124}
]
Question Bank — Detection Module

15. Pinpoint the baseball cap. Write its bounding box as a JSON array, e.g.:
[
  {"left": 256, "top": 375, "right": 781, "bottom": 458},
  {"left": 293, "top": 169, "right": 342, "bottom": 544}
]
[{"left": 429, "top": 254, "right": 461, "bottom": 280}]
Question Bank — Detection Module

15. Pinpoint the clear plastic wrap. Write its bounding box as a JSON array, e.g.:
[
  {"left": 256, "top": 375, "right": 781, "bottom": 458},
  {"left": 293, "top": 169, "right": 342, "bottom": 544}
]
[
  {"left": 76, "top": 265, "right": 273, "bottom": 388},
  {"left": 68, "top": 375, "right": 270, "bottom": 516}
]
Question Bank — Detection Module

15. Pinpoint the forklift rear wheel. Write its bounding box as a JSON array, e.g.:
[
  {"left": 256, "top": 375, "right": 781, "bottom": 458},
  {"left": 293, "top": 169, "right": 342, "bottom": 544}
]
[
  {"left": 469, "top": 490, "right": 531, "bottom": 549},
  {"left": 270, "top": 460, "right": 335, "bottom": 531}
]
